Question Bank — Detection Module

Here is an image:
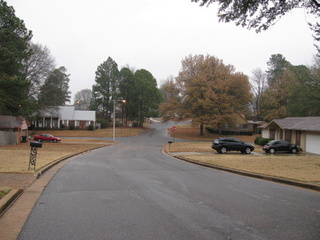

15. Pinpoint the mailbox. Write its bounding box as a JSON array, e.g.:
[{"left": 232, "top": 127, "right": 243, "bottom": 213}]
[{"left": 30, "top": 141, "right": 42, "bottom": 148}]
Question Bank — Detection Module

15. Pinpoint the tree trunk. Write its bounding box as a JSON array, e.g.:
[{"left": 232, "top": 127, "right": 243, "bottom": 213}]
[{"left": 199, "top": 123, "right": 204, "bottom": 136}]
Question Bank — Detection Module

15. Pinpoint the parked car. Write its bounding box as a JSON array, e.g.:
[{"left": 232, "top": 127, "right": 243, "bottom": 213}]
[
  {"left": 34, "top": 133, "right": 61, "bottom": 143},
  {"left": 262, "top": 140, "right": 299, "bottom": 154},
  {"left": 211, "top": 137, "right": 255, "bottom": 154}
]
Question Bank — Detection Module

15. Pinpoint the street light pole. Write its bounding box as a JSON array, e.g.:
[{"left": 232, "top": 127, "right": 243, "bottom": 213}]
[{"left": 113, "top": 99, "right": 126, "bottom": 141}]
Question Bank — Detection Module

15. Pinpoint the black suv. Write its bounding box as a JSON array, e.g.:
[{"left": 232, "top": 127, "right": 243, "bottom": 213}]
[
  {"left": 212, "top": 137, "right": 255, "bottom": 154},
  {"left": 262, "top": 140, "right": 300, "bottom": 154}
]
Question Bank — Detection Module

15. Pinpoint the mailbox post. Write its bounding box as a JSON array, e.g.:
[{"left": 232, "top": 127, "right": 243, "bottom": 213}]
[
  {"left": 171, "top": 126, "right": 176, "bottom": 143},
  {"left": 29, "top": 141, "right": 42, "bottom": 170}
]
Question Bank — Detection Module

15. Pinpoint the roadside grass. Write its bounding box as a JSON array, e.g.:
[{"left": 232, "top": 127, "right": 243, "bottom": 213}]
[
  {"left": 179, "top": 153, "right": 320, "bottom": 183},
  {"left": 0, "top": 188, "right": 10, "bottom": 200},
  {"left": 0, "top": 140, "right": 112, "bottom": 173},
  {"left": 0, "top": 127, "right": 146, "bottom": 173},
  {"left": 167, "top": 124, "right": 320, "bottom": 184},
  {"left": 0, "top": 127, "right": 146, "bottom": 198},
  {"left": 31, "top": 127, "right": 145, "bottom": 138}
]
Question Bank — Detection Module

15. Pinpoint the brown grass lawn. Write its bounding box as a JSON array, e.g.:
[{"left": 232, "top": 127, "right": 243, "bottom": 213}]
[
  {"left": 0, "top": 140, "right": 112, "bottom": 173},
  {"left": 31, "top": 127, "right": 145, "bottom": 138},
  {"left": 0, "top": 127, "right": 146, "bottom": 197},
  {"left": 0, "top": 128, "right": 146, "bottom": 173},
  {"left": 167, "top": 124, "right": 320, "bottom": 184}
]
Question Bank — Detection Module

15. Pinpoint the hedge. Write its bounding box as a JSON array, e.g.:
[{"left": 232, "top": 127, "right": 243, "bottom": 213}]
[{"left": 205, "top": 127, "right": 253, "bottom": 136}]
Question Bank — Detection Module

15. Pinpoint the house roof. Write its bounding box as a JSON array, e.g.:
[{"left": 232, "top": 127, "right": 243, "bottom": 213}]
[
  {"left": 39, "top": 106, "right": 96, "bottom": 121},
  {"left": 0, "top": 116, "right": 28, "bottom": 129},
  {"left": 262, "top": 117, "right": 320, "bottom": 132}
]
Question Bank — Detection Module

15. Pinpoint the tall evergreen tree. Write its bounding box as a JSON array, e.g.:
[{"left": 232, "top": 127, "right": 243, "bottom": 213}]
[
  {"left": 0, "top": 0, "right": 32, "bottom": 115},
  {"left": 119, "top": 67, "right": 135, "bottom": 124},
  {"left": 38, "top": 67, "right": 71, "bottom": 106},
  {"left": 266, "top": 54, "right": 291, "bottom": 86},
  {"left": 133, "top": 69, "right": 161, "bottom": 127},
  {"left": 92, "top": 57, "right": 120, "bottom": 119}
]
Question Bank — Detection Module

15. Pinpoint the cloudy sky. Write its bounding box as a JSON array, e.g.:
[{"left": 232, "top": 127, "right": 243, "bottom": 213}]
[{"left": 7, "top": 0, "right": 317, "bottom": 103}]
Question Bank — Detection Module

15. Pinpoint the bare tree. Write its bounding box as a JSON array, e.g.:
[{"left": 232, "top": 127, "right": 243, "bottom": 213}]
[
  {"left": 74, "top": 89, "right": 92, "bottom": 110},
  {"left": 22, "top": 42, "right": 56, "bottom": 98},
  {"left": 251, "top": 68, "right": 267, "bottom": 119}
]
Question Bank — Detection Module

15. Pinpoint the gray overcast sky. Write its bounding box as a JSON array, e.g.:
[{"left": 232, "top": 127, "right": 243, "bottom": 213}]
[{"left": 7, "top": 0, "right": 317, "bottom": 103}]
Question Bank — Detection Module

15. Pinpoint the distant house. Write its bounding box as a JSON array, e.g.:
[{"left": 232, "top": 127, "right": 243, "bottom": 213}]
[
  {"left": 0, "top": 116, "right": 29, "bottom": 145},
  {"left": 218, "top": 113, "right": 265, "bottom": 134},
  {"left": 33, "top": 106, "right": 96, "bottom": 130},
  {"left": 260, "top": 117, "right": 320, "bottom": 154}
]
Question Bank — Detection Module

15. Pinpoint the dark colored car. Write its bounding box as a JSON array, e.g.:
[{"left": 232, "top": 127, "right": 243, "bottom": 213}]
[
  {"left": 262, "top": 140, "right": 299, "bottom": 154},
  {"left": 34, "top": 133, "right": 61, "bottom": 143},
  {"left": 211, "top": 137, "right": 255, "bottom": 154}
]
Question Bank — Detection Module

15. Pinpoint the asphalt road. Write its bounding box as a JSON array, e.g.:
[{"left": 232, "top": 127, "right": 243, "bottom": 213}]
[{"left": 18, "top": 121, "right": 320, "bottom": 240}]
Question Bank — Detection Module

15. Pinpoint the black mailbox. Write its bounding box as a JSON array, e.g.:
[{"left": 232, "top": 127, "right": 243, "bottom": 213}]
[{"left": 30, "top": 141, "right": 42, "bottom": 148}]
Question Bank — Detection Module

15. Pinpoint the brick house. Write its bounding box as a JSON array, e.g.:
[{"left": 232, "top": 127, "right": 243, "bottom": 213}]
[
  {"left": 260, "top": 117, "right": 320, "bottom": 154},
  {"left": 33, "top": 106, "right": 96, "bottom": 129}
]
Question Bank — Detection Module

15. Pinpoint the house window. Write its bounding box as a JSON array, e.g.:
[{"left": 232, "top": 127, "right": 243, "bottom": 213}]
[
  {"left": 86, "top": 121, "right": 90, "bottom": 127},
  {"left": 75, "top": 121, "right": 79, "bottom": 127},
  {"left": 242, "top": 124, "right": 248, "bottom": 129},
  {"left": 62, "top": 120, "right": 69, "bottom": 127}
]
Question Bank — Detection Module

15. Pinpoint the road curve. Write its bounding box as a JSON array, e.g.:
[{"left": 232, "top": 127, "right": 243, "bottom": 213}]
[{"left": 18, "top": 121, "right": 320, "bottom": 240}]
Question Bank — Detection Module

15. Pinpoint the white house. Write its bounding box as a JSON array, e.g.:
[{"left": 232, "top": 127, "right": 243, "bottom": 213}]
[
  {"left": 34, "top": 106, "right": 96, "bottom": 130},
  {"left": 260, "top": 117, "right": 320, "bottom": 154}
]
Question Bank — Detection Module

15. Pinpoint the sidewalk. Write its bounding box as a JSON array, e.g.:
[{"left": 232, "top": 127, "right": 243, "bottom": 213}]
[{"left": 0, "top": 157, "right": 74, "bottom": 240}]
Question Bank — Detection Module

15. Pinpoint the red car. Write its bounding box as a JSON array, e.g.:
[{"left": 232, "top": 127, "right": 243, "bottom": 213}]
[{"left": 34, "top": 133, "right": 61, "bottom": 143}]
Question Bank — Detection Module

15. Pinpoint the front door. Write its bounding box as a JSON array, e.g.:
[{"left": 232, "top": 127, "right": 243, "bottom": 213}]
[{"left": 269, "top": 129, "right": 275, "bottom": 139}]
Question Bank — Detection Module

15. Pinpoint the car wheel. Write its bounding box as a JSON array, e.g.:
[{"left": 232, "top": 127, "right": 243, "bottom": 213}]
[
  {"left": 269, "top": 148, "right": 275, "bottom": 154},
  {"left": 37, "top": 139, "right": 42, "bottom": 142},
  {"left": 291, "top": 148, "right": 297, "bottom": 154},
  {"left": 220, "top": 147, "right": 227, "bottom": 154},
  {"left": 244, "top": 147, "right": 252, "bottom": 154},
  {"left": 53, "top": 139, "right": 57, "bottom": 143}
]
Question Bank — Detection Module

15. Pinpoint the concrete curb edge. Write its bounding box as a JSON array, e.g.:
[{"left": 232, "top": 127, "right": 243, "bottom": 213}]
[
  {"left": 163, "top": 148, "right": 320, "bottom": 192},
  {"left": 0, "top": 189, "right": 23, "bottom": 217},
  {"left": 0, "top": 144, "right": 110, "bottom": 217}
]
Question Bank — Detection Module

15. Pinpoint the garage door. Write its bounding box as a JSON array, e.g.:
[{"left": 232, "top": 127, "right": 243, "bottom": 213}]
[{"left": 306, "top": 134, "right": 320, "bottom": 154}]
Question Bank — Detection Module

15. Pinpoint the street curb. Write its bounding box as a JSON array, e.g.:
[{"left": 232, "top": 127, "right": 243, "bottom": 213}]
[
  {"left": 36, "top": 145, "right": 109, "bottom": 178},
  {"left": 0, "top": 145, "right": 110, "bottom": 217},
  {"left": 163, "top": 149, "right": 320, "bottom": 192},
  {"left": 0, "top": 189, "right": 23, "bottom": 217}
]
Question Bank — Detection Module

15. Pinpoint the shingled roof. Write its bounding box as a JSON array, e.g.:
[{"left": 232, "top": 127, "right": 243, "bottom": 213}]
[
  {"left": 0, "top": 116, "right": 28, "bottom": 129},
  {"left": 264, "top": 117, "right": 320, "bottom": 132}
]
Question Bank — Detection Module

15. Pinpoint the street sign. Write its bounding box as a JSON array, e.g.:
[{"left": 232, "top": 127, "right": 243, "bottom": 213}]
[{"left": 172, "top": 126, "right": 176, "bottom": 131}]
